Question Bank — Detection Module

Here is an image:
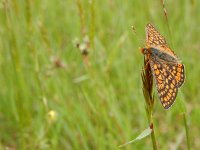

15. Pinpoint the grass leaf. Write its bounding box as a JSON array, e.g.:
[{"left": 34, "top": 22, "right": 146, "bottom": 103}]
[{"left": 118, "top": 126, "right": 152, "bottom": 148}]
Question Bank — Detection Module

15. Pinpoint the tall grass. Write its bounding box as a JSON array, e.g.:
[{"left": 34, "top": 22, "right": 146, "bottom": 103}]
[
  {"left": 0, "top": 0, "right": 199, "bottom": 149},
  {"left": 141, "top": 58, "right": 157, "bottom": 150}
]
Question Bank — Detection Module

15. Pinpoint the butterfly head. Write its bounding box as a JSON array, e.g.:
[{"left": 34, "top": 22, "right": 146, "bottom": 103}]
[{"left": 140, "top": 47, "right": 151, "bottom": 55}]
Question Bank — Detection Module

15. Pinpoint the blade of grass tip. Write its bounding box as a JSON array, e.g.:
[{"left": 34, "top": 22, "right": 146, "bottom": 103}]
[
  {"left": 118, "top": 126, "right": 152, "bottom": 148},
  {"left": 160, "top": 0, "right": 173, "bottom": 48},
  {"left": 183, "top": 113, "right": 191, "bottom": 150}
]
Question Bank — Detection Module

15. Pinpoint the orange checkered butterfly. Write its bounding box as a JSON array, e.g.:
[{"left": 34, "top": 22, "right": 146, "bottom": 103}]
[{"left": 141, "top": 23, "right": 185, "bottom": 109}]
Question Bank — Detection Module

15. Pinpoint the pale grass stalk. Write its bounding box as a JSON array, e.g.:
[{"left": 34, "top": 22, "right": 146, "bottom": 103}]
[{"left": 141, "top": 57, "right": 158, "bottom": 150}]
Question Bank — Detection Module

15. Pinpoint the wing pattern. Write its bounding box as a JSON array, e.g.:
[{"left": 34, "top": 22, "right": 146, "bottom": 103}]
[
  {"left": 143, "top": 23, "right": 185, "bottom": 109},
  {"left": 150, "top": 59, "right": 179, "bottom": 109},
  {"left": 146, "top": 23, "right": 167, "bottom": 47}
]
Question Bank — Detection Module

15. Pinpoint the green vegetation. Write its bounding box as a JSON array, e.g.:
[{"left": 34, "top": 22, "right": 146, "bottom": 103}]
[{"left": 0, "top": 0, "right": 200, "bottom": 149}]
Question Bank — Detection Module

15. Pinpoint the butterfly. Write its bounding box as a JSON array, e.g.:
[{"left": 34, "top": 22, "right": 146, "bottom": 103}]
[{"left": 141, "top": 23, "right": 185, "bottom": 109}]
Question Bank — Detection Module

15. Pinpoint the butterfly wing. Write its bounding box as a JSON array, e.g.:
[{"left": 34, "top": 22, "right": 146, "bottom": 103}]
[
  {"left": 146, "top": 23, "right": 167, "bottom": 47},
  {"left": 150, "top": 59, "right": 179, "bottom": 109},
  {"left": 163, "top": 63, "right": 185, "bottom": 88},
  {"left": 145, "top": 23, "right": 185, "bottom": 109}
]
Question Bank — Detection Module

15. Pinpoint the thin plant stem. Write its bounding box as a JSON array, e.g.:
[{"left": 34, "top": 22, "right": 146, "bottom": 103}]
[
  {"left": 76, "top": 0, "right": 86, "bottom": 37},
  {"left": 89, "top": 0, "right": 95, "bottom": 50},
  {"left": 183, "top": 113, "right": 191, "bottom": 150},
  {"left": 141, "top": 57, "right": 158, "bottom": 150},
  {"left": 160, "top": 0, "right": 173, "bottom": 48},
  {"left": 76, "top": 0, "right": 90, "bottom": 66},
  {"left": 150, "top": 124, "right": 157, "bottom": 150},
  {"left": 160, "top": 1, "right": 190, "bottom": 149}
]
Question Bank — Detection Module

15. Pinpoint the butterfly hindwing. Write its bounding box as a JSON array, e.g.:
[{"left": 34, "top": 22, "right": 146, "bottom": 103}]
[
  {"left": 150, "top": 59, "right": 178, "bottom": 109},
  {"left": 163, "top": 63, "right": 185, "bottom": 87}
]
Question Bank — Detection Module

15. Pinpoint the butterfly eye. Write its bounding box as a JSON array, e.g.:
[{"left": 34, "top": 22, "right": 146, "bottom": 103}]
[{"left": 141, "top": 48, "right": 148, "bottom": 54}]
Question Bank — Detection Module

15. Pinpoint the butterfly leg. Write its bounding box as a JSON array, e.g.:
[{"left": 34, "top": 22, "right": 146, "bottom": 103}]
[{"left": 144, "top": 57, "right": 151, "bottom": 70}]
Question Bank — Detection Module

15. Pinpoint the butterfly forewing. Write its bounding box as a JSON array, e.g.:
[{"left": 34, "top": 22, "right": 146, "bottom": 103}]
[{"left": 146, "top": 23, "right": 167, "bottom": 47}]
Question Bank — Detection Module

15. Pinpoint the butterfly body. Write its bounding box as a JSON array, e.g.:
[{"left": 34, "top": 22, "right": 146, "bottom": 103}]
[
  {"left": 142, "top": 23, "right": 185, "bottom": 109},
  {"left": 143, "top": 47, "right": 179, "bottom": 63}
]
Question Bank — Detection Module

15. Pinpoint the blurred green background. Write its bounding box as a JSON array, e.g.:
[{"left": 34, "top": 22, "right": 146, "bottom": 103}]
[{"left": 0, "top": 0, "right": 200, "bottom": 149}]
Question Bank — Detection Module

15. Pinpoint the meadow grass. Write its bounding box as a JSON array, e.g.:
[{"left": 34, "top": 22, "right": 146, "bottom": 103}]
[{"left": 0, "top": 0, "right": 200, "bottom": 149}]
